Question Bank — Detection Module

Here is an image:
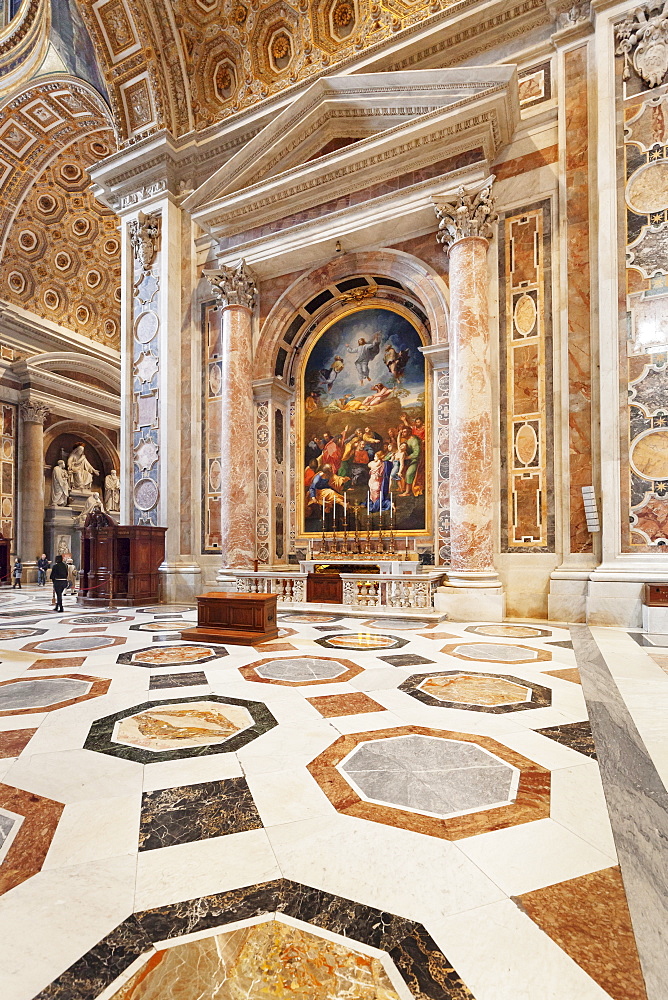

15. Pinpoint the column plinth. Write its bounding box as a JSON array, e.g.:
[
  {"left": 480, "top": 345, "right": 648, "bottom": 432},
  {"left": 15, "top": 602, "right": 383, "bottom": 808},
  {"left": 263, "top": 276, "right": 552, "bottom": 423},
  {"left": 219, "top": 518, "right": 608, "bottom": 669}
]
[{"left": 432, "top": 182, "right": 504, "bottom": 620}]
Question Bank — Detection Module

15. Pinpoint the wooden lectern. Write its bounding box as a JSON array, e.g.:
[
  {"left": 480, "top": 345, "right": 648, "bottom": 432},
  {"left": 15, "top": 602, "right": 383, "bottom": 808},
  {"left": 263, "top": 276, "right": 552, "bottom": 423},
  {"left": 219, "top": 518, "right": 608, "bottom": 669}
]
[
  {"left": 181, "top": 592, "right": 279, "bottom": 645},
  {"left": 78, "top": 524, "right": 166, "bottom": 606}
]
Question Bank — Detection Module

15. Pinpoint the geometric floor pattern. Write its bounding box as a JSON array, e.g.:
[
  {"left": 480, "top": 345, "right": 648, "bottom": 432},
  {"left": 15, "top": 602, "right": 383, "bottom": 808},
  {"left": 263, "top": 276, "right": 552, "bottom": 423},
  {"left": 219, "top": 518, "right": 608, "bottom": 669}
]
[{"left": 0, "top": 587, "right": 645, "bottom": 1000}]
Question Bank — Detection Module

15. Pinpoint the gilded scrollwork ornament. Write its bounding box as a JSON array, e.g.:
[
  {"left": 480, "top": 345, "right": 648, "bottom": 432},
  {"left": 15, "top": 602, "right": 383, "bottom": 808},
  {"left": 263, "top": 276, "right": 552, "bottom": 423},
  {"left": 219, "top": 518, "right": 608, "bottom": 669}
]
[
  {"left": 433, "top": 179, "right": 498, "bottom": 252},
  {"left": 616, "top": 2, "right": 668, "bottom": 88},
  {"left": 129, "top": 212, "right": 161, "bottom": 271},
  {"left": 204, "top": 259, "right": 257, "bottom": 310}
]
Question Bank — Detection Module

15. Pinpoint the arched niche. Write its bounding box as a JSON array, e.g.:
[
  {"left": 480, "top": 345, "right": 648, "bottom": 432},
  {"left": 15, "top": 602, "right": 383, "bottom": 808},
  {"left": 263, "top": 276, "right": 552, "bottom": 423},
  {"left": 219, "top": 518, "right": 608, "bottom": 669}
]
[
  {"left": 43, "top": 420, "right": 119, "bottom": 500},
  {"left": 254, "top": 249, "right": 449, "bottom": 384}
]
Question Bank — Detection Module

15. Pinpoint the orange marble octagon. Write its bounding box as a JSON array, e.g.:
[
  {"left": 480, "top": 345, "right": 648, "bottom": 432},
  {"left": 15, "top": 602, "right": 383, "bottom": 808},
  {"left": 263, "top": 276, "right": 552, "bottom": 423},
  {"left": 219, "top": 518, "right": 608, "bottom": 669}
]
[
  {"left": 420, "top": 674, "right": 530, "bottom": 706},
  {"left": 308, "top": 725, "right": 550, "bottom": 840}
]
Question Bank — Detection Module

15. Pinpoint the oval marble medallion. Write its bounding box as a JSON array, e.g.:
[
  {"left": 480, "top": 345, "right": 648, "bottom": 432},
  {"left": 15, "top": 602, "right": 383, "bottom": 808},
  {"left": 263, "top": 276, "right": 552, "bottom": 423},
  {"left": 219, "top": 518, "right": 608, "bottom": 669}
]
[
  {"left": 134, "top": 477, "right": 159, "bottom": 511},
  {"left": 626, "top": 160, "right": 668, "bottom": 216},
  {"left": 630, "top": 429, "right": 668, "bottom": 481},
  {"left": 134, "top": 310, "right": 159, "bottom": 344},
  {"left": 515, "top": 424, "right": 538, "bottom": 466},
  {"left": 513, "top": 293, "right": 537, "bottom": 336}
]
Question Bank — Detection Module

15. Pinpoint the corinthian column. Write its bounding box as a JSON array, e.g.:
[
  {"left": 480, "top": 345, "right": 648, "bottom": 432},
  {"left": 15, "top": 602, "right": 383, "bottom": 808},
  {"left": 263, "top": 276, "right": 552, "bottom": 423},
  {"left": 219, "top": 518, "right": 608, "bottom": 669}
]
[
  {"left": 19, "top": 400, "right": 49, "bottom": 577},
  {"left": 204, "top": 260, "right": 257, "bottom": 575},
  {"left": 433, "top": 179, "right": 504, "bottom": 619}
]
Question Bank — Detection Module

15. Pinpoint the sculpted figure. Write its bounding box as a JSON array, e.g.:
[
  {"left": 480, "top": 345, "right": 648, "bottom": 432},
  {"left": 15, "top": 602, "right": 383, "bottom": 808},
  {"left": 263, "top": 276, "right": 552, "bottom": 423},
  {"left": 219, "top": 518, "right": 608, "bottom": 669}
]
[
  {"left": 75, "top": 492, "right": 105, "bottom": 528},
  {"left": 67, "top": 443, "right": 98, "bottom": 491},
  {"left": 104, "top": 469, "right": 121, "bottom": 511},
  {"left": 51, "top": 460, "right": 70, "bottom": 506}
]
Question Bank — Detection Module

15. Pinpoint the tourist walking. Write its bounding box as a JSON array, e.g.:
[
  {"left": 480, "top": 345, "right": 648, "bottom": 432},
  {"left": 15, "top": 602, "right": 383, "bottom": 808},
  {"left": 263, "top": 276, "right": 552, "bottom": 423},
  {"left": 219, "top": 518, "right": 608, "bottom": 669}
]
[
  {"left": 11, "top": 557, "right": 22, "bottom": 589},
  {"left": 50, "top": 555, "right": 69, "bottom": 612}
]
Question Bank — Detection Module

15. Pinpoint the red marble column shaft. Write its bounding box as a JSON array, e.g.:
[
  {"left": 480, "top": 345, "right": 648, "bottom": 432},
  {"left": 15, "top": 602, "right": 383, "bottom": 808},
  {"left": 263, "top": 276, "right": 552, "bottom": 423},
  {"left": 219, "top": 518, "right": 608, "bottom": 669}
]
[
  {"left": 447, "top": 236, "right": 498, "bottom": 584},
  {"left": 219, "top": 303, "right": 255, "bottom": 569}
]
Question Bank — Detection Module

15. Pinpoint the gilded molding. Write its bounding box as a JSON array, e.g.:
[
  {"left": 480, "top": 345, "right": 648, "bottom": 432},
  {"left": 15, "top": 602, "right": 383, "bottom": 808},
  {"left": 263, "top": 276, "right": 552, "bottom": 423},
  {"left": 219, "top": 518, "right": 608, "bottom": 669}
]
[{"left": 433, "top": 178, "right": 498, "bottom": 251}]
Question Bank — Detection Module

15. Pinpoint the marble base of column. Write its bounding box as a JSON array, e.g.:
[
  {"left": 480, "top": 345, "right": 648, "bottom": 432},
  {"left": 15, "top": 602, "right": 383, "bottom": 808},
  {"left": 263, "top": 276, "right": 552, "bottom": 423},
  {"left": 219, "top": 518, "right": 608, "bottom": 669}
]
[{"left": 158, "top": 562, "right": 203, "bottom": 602}]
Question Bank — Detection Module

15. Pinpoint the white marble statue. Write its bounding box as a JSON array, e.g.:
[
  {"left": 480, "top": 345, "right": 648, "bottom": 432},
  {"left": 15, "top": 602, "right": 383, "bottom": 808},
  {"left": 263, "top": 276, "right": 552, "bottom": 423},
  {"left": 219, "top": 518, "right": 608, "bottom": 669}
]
[
  {"left": 104, "top": 469, "right": 121, "bottom": 512},
  {"left": 51, "top": 460, "right": 70, "bottom": 506},
  {"left": 75, "top": 492, "right": 105, "bottom": 528},
  {"left": 67, "top": 443, "right": 99, "bottom": 492}
]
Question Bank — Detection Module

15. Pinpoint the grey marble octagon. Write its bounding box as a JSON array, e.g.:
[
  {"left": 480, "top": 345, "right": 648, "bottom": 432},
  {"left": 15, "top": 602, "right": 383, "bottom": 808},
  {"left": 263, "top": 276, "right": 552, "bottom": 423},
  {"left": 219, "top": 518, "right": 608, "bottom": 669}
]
[
  {"left": 254, "top": 657, "right": 348, "bottom": 682},
  {"left": 0, "top": 678, "right": 92, "bottom": 712},
  {"left": 338, "top": 734, "right": 519, "bottom": 819}
]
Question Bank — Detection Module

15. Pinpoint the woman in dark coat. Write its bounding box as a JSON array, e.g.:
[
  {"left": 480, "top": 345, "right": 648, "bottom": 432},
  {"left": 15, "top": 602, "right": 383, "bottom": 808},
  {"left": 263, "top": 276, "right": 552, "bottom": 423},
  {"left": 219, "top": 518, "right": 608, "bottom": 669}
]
[
  {"left": 50, "top": 554, "right": 69, "bottom": 612},
  {"left": 11, "top": 557, "right": 22, "bottom": 589}
]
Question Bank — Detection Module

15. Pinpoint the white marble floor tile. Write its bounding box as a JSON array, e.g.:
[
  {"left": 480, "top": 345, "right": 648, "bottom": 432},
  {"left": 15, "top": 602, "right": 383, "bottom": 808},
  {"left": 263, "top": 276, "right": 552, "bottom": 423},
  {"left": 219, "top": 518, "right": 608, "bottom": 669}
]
[
  {"left": 236, "top": 722, "right": 336, "bottom": 774},
  {"left": 0, "top": 853, "right": 136, "bottom": 1000},
  {"left": 134, "top": 827, "right": 280, "bottom": 911},
  {"left": 4, "top": 748, "right": 144, "bottom": 802},
  {"left": 456, "top": 817, "right": 616, "bottom": 896},
  {"left": 499, "top": 727, "right": 593, "bottom": 770},
  {"left": 550, "top": 760, "right": 618, "bottom": 858},
  {"left": 142, "top": 751, "right": 244, "bottom": 791},
  {"left": 426, "top": 898, "right": 612, "bottom": 1000},
  {"left": 265, "top": 813, "right": 506, "bottom": 923},
  {"left": 42, "top": 794, "right": 141, "bottom": 869},
  {"left": 246, "top": 766, "right": 337, "bottom": 827},
  {"left": 328, "top": 709, "right": 405, "bottom": 734}
]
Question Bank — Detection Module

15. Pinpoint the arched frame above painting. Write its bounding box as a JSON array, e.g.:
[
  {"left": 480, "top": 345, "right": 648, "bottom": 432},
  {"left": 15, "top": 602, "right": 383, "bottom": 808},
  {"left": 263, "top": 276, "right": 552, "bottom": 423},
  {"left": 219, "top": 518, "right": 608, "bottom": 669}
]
[{"left": 297, "top": 298, "right": 431, "bottom": 539}]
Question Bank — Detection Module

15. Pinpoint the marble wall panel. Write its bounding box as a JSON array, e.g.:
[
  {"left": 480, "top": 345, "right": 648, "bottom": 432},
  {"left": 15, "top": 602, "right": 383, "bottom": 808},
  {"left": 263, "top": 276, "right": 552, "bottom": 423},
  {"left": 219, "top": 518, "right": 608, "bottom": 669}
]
[
  {"left": 202, "top": 302, "right": 222, "bottom": 553},
  {"left": 565, "top": 45, "right": 594, "bottom": 555},
  {"left": 131, "top": 216, "right": 162, "bottom": 526},
  {"left": 0, "top": 402, "right": 16, "bottom": 549},
  {"left": 617, "top": 42, "right": 668, "bottom": 550},
  {"left": 499, "top": 202, "right": 554, "bottom": 551}
]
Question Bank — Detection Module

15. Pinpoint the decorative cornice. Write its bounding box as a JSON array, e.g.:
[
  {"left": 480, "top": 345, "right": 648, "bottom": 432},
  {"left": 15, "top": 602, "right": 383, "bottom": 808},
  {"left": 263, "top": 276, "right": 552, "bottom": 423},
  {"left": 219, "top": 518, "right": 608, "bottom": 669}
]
[
  {"left": 129, "top": 212, "right": 161, "bottom": 271},
  {"left": 433, "top": 177, "right": 498, "bottom": 250},
  {"left": 19, "top": 400, "right": 49, "bottom": 424},
  {"left": 204, "top": 260, "right": 257, "bottom": 311}
]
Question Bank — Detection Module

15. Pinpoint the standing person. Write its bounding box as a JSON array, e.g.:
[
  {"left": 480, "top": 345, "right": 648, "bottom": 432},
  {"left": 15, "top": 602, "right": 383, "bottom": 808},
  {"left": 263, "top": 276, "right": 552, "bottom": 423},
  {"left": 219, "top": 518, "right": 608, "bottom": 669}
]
[
  {"left": 37, "top": 553, "right": 49, "bottom": 586},
  {"left": 65, "top": 556, "right": 77, "bottom": 596},
  {"left": 11, "top": 557, "right": 22, "bottom": 589},
  {"left": 50, "top": 555, "right": 69, "bottom": 612}
]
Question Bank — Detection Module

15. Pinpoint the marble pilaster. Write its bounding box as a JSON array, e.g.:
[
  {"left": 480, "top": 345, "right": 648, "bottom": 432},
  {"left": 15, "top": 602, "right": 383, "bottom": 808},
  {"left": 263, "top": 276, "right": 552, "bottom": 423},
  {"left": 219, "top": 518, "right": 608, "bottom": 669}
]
[
  {"left": 432, "top": 182, "right": 504, "bottom": 620},
  {"left": 18, "top": 400, "right": 49, "bottom": 578},
  {"left": 204, "top": 262, "right": 258, "bottom": 576}
]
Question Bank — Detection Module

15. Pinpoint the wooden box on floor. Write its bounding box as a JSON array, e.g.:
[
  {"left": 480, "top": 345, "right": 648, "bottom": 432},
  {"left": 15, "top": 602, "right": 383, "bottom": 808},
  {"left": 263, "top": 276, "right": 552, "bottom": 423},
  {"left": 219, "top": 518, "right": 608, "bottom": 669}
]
[
  {"left": 78, "top": 525, "right": 167, "bottom": 606},
  {"left": 181, "top": 592, "right": 279, "bottom": 645}
]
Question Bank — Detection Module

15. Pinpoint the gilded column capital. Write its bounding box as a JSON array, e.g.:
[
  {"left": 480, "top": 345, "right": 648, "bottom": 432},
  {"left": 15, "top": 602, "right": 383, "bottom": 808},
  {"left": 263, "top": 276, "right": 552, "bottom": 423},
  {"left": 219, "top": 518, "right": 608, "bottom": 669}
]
[
  {"left": 434, "top": 178, "right": 497, "bottom": 253},
  {"left": 204, "top": 259, "right": 257, "bottom": 311},
  {"left": 129, "top": 211, "right": 161, "bottom": 271},
  {"left": 19, "top": 401, "right": 49, "bottom": 424}
]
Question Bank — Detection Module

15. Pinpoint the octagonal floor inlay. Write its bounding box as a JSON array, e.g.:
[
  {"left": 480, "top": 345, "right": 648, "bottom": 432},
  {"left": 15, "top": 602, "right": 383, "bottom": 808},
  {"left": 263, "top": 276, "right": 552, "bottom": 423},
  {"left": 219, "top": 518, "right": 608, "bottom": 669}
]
[
  {"left": 441, "top": 642, "right": 551, "bottom": 664},
  {"left": 364, "top": 618, "right": 432, "bottom": 630},
  {"left": 117, "top": 644, "right": 228, "bottom": 667},
  {"left": 109, "top": 918, "right": 401, "bottom": 1000},
  {"left": 257, "top": 657, "right": 347, "bottom": 682},
  {"left": 0, "top": 677, "right": 91, "bottom": 712},
  {"left": 316, "top": 632, "right": 408, "bottom": 651},
  {"left": 21, "top": 635, "right": 125, "bottom": 653},
  {"left": 0, "top": 807, "right": 23, "bottom": 864},
  {"left": 420, "top": 673, "right": 530, "bottom": 706},
  {"left": 465, "top": 623, "right": 552, "bottom": 638},
  {"left": 339, "top": 734, "right": 519, "bottom": 820},
  {"left": 113, "top": 701, "right": 253, "bottom": 752}
]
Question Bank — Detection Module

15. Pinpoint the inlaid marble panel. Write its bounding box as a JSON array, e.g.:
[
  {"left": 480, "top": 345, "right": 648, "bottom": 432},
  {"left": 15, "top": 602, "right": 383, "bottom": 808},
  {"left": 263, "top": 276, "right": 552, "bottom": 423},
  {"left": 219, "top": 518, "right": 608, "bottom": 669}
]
[
  {"left": 536, "top": 720, "right": 597, "bottom": 759},
  {"left": 278, "top": 613, "right": 343, "bottom": 623},
  {"left": 465, "top": 624, "right": 552, "bottom": 638},
  {"left": 0, "top": 728, "right": 36, "bottom": 758},
  {"left": 309, "top": 725, "right": 550, "bottom": 840},
  {"left": 0, "top": 627, "right": 47, "bottom": 640},
  {"left": 130, "top": 621, "right": 193, "bottom": 633},
  {"left": 21, "top": 636, "right": 125, "bottom": 653},
  {"left": 363, "top": 618, "right": 432, "bottom": 630},
  {"left": 379, "top": 653, "right": 435, "bottom": 667},
  {"left": 139, "top": 777, "right": 262, "bottom": 851},
  {"left": 399, "top": 671, "right": 552, "bottom": 713},
  {"left": 117, "top": 644, "right": 228, "bottom": 667},
  {"left": 339, "top": 734, "right": 519, "bottom": 819},
  {"left": 37, "top": 881, "right": 474, "bottom": 1000},
  {"left": 240, "top": 654, "right": 363, "bottom": 686},
  {"left": 85, "top": 695, "right": 278, "bottom": 764},
  {"left": 61, "top": 615, "right": 133, "bottom": 625},
  {"left": 114, "top": 701, "right": 253, "bottom": 752},
  {"left": 0, "top": 402, "right": 16, "bottom": 541},
  {"left": 513, "top": 867, "right": 647, "bottom": 1000},
  {"left": 28, "top": 656, "right": 87, "bottom": 671},
  {"left": 316, "top": 633, "right": 408, "bottom": 650},
  {"left": 0, "top": 674, "right": 110, "bottom": 716},
  {"left": 307, "top": 692, "right": 385, "bottom": 718},
  {"left": 0, "top": 782, "right": 64, "bottom": 896},
  {"left": 149, "top": 671, "right": 208, "bottom": 690},
  {"left": 440, "top": 642, "right": 551, "bottom": 664}
]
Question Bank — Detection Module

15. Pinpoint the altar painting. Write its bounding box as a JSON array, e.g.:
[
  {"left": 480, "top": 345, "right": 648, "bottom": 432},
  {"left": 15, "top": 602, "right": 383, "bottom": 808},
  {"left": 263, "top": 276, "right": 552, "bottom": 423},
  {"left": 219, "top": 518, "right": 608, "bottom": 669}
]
[{"left": 301, "top": 305, "right": 428, "bottom": 535}]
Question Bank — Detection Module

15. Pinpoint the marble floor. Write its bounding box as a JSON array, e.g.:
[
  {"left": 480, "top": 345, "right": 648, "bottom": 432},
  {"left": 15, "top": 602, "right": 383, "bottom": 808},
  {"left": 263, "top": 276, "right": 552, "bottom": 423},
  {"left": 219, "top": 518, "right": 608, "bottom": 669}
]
[{"left": 0, "top": 587, "right": 655, "bottom": 1000}]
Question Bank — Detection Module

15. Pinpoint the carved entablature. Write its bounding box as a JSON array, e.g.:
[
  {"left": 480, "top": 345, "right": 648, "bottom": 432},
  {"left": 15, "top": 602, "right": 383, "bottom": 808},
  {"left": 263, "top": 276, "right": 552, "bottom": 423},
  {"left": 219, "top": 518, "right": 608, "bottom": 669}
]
[
  {"left": 129, "top": 212, "right": 161, "bottom": 271},
  {"left": 616, "top": 2, "right": 668, "bottom": 88},
  {"left": 204, "top": 260, "right": 257, "bottom": 311},
  {"left": 433, "top": 179, "right": 498, "bottom": 252}
]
